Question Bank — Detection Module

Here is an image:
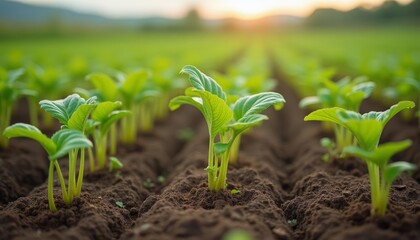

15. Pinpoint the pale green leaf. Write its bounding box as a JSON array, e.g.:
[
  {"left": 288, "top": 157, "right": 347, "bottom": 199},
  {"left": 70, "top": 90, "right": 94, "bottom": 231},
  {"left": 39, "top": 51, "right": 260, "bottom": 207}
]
[
  {"left": 91, "top": 101, "right": 122, "bottom": 121},
  {"left": 50, "top": 129, "right": 92, "bottom": 160},
  {"left": 169, "top": 95, "right": 203, "bottom": 112},
  {"left": 180, "top": 65, "right": 226, "bottom": 101},
  {"left": 228, "top": 114, "right": 268, "bottom": 134},
  {"left": 384, "top": 161, "right": 416, "bottom": 184},
  {"left": 3, "top": 123, "right": 55, "bottom": 156},
  {"left": 100, "top": 110, "right": 131, "bottom": 135},
  {"left": 304, "top": 107, "right": 346, "bottom": 126},
  {"left": 233, "top": 92, "right": 285, "bottom": 120},
  {"left": 198, "top": 90, "right": 232, "bottom": 137},
  {"left": 86, "top": 73, "right": 118, "bottom": 101},
  {"left": 40, "top": 94, "right": 87, "bottom": 125},
  {"left": 344, "top": 140, "right": 412, "bottom": 167},
  {"left": 299, "top": 96, "right": 320, "bottom": 109},
  {"left": 68, "top": 104, "right": 97, "bottom": 131}
]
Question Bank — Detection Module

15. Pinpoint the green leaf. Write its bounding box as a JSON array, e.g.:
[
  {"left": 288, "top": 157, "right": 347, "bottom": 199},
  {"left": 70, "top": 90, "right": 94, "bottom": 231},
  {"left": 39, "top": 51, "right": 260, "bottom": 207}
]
[
  {"left": 86, "top": 73, "right": 118, "bottom": 101},
  {"left": 50, "top": 129, "right": 92, "bottom": 160},
  {"left": 232, "top": 92, "right": 285, "bottom": 121},
  {"left": 40, "top": 94, "right": 88, "bottom": 125},
  {"left": 384, "top": 161, "right": 416, "bottom": 184},
  {"left": 120, "top": 70, "right": 148, "bottom": 102},
  {"left": 344, "top": 140, "right": 412, "bottom": 167},
  {"left": 67, "top": 104, "right": 97, "bottom": 131},
  {"left": 180, "top": 65, "right": 226, "bottom": 101},
  {"left": 228, "top": 114, "right": 268, "bottom": 134},
  {"left": 100, "top": 110, "right": 131, "bottom": 135},
  {"left": 215, "top": 142, "right": 229, "bottom": 155},
  {"left": 92, "top": 101, "right": 122, "bottom": 121},
  {"left": 361, "top": 101, "right": 415, "bottom": 126},
  {"left": 109, "top": 156, "right": 123, "bottom": 171},
  {"left": 338, "top": 113, "right": 383, "bottom": 150},
  {"left": 3, "top": 123, "right": 55, "bottom": 156},
  {"left": 169, "top": 95, "right": 204, "bottom": 112},
  {"left": 304, "top": 107, "right": 346, "bottom": 126},
  {"left": 198, "top": 90, "right": 232, "bottom": 137},
  {"left": 352, "top": 81, "right": 375, "bottom": 98},
  {"left": 299, "top": 96, "right": 320, "bottom": 109}
]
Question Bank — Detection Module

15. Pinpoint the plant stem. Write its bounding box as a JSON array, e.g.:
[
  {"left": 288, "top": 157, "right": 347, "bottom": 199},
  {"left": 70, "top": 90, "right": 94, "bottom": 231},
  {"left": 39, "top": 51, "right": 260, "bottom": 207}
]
[
  {"left": 207, "top": 138, "right": 215, "bottom": 191},
  {"left": 48, "top": 161, "right": 57, "bottom": 212},
  {"left": 109, "top": 124, "right": 117, "bottom": 155},
  {"left": 0, "top": 102, "right": 12, "bottom": 148},
  {"left": 54, "top": 161, "right": 70, "bottom": 205},
  {"left": 367, "top": 161, "right": 380, "bottom": 216},
  {"left": 229, "top": 134, "right": 241, "bottom": 164},
  {"left": 75, "top": 149, "right": 85, "bottom": 196},
  {"left": 88, "top": 147, "right": 95, "bottom": 172},
  {"left": 95, "top": 132, "right": 107, "bottom": 169}
]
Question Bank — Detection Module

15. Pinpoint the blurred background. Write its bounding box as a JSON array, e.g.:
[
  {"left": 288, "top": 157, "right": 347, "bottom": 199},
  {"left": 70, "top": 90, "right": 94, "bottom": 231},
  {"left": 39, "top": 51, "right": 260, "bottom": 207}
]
[{"left": 1, "top": 0, "right": 419, "bottom": 34}]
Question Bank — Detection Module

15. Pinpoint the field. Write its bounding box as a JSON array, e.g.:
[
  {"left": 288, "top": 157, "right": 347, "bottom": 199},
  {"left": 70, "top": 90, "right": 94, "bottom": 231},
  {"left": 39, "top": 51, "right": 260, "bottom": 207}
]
[{"left": 0, "top": 28, "right": 419, "bottom": 240}]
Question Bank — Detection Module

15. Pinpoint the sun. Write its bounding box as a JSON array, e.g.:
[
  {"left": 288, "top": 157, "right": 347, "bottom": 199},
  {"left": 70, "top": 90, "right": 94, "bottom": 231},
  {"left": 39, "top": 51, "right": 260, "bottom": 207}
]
[{"left": 226, "top": 0, "right": 276, "bottom": 19}]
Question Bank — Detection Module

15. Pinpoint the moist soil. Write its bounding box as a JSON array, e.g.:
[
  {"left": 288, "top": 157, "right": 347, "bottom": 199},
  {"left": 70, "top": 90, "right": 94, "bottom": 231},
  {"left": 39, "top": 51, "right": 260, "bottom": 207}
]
[{"left": 0, "top": 60, "right": 419, "bottom": 240}]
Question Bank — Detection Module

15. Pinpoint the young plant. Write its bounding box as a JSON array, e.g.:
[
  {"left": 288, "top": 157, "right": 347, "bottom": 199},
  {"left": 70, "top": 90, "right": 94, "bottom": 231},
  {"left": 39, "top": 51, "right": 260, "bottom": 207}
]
[
  {"left": 86, "top": 101, "right": 130, "bottom": 170},
  {"left": 86, "top": 71, "right": 157, "bottom": 145},
  {"left": 0, "top": 68, "right": 33, "bottom": 148},
  {"left": 3, "top": 123, "right": 92, "bottom": 212},
  {"left": 170, "top": 65, "right": 285, "bottom": 191},
  {"left": 40, "top": 94, "right": 97, "bottom": 200},
  {"left": 300, "top": 76, "right": 375, "bottom": 158},
  {"left": 25, "top": 65, "right": 70, "bottom": 128},
  {"left": 305, "top": 101, "right": 416, "bottom": 216}
]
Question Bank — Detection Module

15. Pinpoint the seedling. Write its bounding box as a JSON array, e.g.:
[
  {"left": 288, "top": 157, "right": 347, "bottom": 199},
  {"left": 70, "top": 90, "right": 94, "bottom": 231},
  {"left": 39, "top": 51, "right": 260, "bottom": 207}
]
[
  {"left": 3, "top": 124, "right": 92, "bottom": 212},
  {"left": 109, "top": 156, "right": 123, "bottom": 172},
  {"left": 87, "top": 101, "right": 130, "bottom": 170},
  {"left": 305, "top": 101, "right": 416, "bottom": 216},
  {"left": 170, "top": 65, "right": 285, "bottom": 191},
  {"left": 230, "top": 189, "right": 240, "bottom": 195},
  {"left": 0, "top": 68, "right": 33, "bottom": 148},
  {"left": 115, "top": 201, "right": 125, "bottom": 208},
  {"left": 300, "top": 76, "right": 375, "bottom": 157},
  {"left": 40, "top": 94, "right": 97, "bottom": 197},
  {"left": 143, "top": 179, "right": 155, "bottom": 189}
]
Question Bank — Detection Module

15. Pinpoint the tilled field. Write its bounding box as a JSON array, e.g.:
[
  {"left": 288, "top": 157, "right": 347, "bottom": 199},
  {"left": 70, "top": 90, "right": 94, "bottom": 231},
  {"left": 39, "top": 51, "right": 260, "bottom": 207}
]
[{"left": 0, "top": 58, "right": 419, "bottom": 240}]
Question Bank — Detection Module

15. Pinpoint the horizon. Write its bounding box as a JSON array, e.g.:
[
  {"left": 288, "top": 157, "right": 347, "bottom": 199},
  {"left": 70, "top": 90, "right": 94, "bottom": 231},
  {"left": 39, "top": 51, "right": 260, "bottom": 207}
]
[{"left": 12, "top": 0, "right": 413, "bottom": 20}]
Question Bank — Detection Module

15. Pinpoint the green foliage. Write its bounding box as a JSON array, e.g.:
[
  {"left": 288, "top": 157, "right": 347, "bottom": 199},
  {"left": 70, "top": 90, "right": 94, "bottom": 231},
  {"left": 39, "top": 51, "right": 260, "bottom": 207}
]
[
  {"left": 170, "top": 65, "right": 285, "bottom": 192},
  {"left": 3, "top": 123, "right": 92, "bottom": 212},
  {"left": 305, "top": 101, "right": 415, "bottom": 216},
  {"left": 344, "top": 140, "right": 416, "bottom": 216},
  {"left": 88, "top": 101, "right": 130, "bottom": 170},
  {"left": 0, "top": 68, "right": 33, "bottom": 148}
]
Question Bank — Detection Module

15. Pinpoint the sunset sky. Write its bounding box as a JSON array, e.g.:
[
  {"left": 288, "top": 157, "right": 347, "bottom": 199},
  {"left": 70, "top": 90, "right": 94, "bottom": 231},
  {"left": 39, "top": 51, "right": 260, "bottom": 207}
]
[{"left": 14, "top": 0, "right": 413, "bottom": 19}]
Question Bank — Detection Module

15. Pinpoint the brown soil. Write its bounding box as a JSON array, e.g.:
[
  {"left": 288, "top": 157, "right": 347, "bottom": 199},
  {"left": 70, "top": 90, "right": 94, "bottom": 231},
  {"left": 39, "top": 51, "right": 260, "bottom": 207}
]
[{"left": 0, "top": 57, "right": 419, "bottom": 240}]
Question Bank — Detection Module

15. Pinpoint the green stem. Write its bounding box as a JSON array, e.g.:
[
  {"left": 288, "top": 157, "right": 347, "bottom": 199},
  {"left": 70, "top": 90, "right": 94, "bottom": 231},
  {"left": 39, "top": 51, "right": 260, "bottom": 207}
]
[
  {"left": 0, "top": 102, "right": 12, "bottom": 148},
  {"left": 367, "top": 162, "right": 380, "bottom": 216},
  {"left": 215, "top": 150, "right": 229, "bottom": 191},
  {"left": 75, "top": 149, "right": 85, "bottom": 197},
  {"left": 207, "top": 138, "right": 215, "bottom": 191},
  {"left": 54, "top": 161, "right": 70, "bottom": 205},
  {"left": 48, "top": 161, "right": 57, "bottom": 212},
  {"left": 229, "top": 134, "right": 241, "bottom": 164},
  {"left": 109, "top": 124, "right": 117, "bottom": 155},
  {"left": 88, "top": 147, "right": 95, "bottom": 172},
  {"left": 95, "top": 132, "right": 107, "bottom": 169}
]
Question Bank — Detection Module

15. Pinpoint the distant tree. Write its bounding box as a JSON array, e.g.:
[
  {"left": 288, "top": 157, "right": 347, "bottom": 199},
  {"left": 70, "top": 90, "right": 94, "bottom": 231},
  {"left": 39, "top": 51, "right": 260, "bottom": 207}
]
[{"left": 183, "top": 7, "right": 203, "bottom": 30}]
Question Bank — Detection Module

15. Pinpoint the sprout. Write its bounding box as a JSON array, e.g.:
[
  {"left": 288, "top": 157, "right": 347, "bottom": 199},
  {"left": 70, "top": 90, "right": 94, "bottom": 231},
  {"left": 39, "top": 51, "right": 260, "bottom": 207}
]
[
  {"left": 170, "top": 65, "right": 285, "bottom": 191},
  {"left": 305, "top": 101, "right": 416, "bottom": 216},
  {"left": 3, "top": 124, "right": 92, "bottom": 212}
]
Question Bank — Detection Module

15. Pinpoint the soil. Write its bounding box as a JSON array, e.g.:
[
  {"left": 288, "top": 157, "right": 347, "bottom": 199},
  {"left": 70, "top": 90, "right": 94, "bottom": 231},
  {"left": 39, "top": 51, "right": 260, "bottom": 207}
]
[{"left": 0, "top": 57, "right": 419, "bottom": 240}]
